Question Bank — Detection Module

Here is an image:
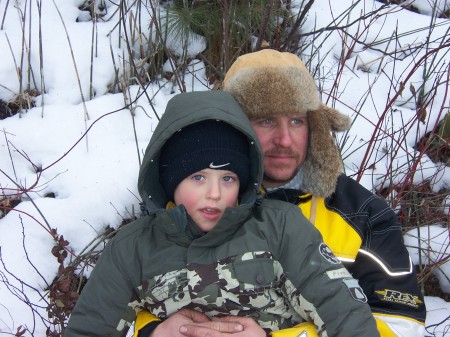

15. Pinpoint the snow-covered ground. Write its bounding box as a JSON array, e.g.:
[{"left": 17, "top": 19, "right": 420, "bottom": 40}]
[{"left": 0, "top": 0, "right": 449, "bottom": 335}]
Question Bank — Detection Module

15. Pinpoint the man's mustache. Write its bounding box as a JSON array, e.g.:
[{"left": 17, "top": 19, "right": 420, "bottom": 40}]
[{"left": 264, "top": 148, "right": 298, "bottom": 158}]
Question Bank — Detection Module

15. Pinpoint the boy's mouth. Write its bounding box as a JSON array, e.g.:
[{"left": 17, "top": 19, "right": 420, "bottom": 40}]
[{"left": 200, "top": 207, "right": 221, "bottom": 219}]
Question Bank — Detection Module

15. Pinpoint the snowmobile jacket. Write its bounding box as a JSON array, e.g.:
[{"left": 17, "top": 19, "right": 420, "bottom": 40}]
[
  {"left": 221, "top": 48, "right": 426, "bottom": 337},
  {"left": 265, "top": 176, "right": 427, "bottom": 337},
  {"left": 63, "top": 91, "right": 379, "bottom": 337}
]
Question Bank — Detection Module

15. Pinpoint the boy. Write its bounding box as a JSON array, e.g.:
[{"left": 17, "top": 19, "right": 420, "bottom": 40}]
[{"left": 63, "top": 91, "right": 379, "bottom": 337}]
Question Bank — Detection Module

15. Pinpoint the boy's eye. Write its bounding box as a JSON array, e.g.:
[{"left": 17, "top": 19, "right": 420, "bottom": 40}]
[
  {"left": 192, "top": 175, "right": 204, "bottom": 181},
  {"left": 223, "top": 176, "right": 237, "bottom": 182}
]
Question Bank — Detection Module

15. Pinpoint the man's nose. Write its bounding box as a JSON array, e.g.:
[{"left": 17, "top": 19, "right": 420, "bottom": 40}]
[{"left": 273, "top": 124, "right": 293, "bottom": 147}]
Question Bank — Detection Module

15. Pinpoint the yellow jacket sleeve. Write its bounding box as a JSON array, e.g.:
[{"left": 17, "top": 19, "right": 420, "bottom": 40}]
[
  {"left": 269, "top": 322, "right": 318, "bottom": 337},
  {"left": 132, "top": 311, "right": 161, "bottom": 337},
  {"left": 270, "top": 316, "right": 425, "bottom": 337}
]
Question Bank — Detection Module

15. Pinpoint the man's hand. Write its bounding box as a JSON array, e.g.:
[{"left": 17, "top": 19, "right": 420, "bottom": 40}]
[
  {"left": 150, "top": 309, "right": 210, "bottom": 337},
  {"left": 179, "top": 315, "right": 266, "bottom": 337},
  {"left": 151, "top": 309, "right": 245, "bottom": 337}
]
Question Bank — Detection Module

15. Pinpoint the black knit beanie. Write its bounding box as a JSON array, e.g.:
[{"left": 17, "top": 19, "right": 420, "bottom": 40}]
[{"left": 159, "top": 120, "right": 250, "bottom": 200}]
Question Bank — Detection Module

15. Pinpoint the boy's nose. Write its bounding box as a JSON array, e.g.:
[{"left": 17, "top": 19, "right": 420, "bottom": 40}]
[{"left": 206, "top": 181, "right": 221, "bottom": 200}]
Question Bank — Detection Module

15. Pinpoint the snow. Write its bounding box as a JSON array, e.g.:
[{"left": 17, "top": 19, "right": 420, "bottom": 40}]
[
  {"left": 405, "top": 225, "right": 450, "bottom": 294},
  {"left": 0, "top": 0, "right": 449, "bottom": 336}
]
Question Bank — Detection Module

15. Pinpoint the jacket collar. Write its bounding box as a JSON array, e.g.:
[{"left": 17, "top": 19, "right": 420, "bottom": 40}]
[{"left": 155, "top": 203, "right": 253, "bottom": 248}]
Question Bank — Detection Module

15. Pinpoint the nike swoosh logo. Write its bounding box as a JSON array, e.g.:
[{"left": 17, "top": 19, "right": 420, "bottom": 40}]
[{"left": 209, "top": 162, "right": 230, "bottom": 169}]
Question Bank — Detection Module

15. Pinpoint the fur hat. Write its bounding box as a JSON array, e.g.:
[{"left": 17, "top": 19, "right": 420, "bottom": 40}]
[
  {"left": 222, "top": 49, "right": 351, "bottom": 198},
  {"left": 159, "top": 120, "right": 250, "bottom": 200}
]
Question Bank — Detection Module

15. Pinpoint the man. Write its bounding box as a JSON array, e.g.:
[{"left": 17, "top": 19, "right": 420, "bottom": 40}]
[
  {"left": 220, "top": 49, "right": 426, "bottom": 337},
  {"left": 131, "top": 50, "right": 426, "bottom": 337}
]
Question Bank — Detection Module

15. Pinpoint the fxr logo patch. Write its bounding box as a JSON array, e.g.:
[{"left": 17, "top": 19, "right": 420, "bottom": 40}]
[{"left": 375, "top": 289, "right": 423, "bottom": 309}]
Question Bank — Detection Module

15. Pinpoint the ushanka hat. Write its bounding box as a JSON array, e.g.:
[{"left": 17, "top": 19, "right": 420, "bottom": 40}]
[
  {"left": 159, "top": 120, "right": 250, "bottom": 200},
  {"left": 222, "top": 49, "right": 351, "bottom": 198}
]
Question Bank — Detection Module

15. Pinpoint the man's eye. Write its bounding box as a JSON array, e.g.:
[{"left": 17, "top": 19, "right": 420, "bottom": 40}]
[
  {"left": 291, "top": 118, "right": 306, "bottom": 125},
  {"left": 251, "top": 118, "right": 275, "bottom": 128},
  {"left": 256, "top": 119, "right": 274, "bottom": 128}
]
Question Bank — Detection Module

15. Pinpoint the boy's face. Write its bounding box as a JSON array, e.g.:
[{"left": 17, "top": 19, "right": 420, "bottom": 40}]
[{"left": 174, "top": 168, "right": 240, "bottom": 232}]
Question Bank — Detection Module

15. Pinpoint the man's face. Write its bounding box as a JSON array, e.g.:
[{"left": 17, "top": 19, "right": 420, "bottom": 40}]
[{"left": 251, "top": 114, "right": 308, "bottom": 188}]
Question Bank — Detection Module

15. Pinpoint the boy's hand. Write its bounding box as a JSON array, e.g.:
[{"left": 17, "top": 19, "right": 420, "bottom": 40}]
[{"left": 179, "top": 315, "right": 266, "bottom": 337}]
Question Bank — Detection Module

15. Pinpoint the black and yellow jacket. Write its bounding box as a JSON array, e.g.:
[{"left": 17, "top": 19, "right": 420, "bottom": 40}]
[
  {"left": 264, "top": 174, "right": 426, "bottom": 337},
  {"left": 221, "top": 49, "right": 427, "bottom": 337}
]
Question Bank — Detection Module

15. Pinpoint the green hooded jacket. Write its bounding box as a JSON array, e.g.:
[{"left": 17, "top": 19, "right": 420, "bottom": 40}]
[{"left": 64, "top": 91, "right": 379, "bottom": 337}]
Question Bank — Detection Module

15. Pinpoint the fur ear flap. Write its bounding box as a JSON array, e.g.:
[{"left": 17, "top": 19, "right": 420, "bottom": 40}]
[
  {"left": 301, "top": 110, "right": 344, "bottom": 198},
  {"left": 320, "top": 104, "right": 352, "bottom": 132}
]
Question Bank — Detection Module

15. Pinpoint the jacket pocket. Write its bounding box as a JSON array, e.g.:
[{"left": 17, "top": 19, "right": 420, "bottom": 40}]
[{"left": 233, "top": 256, "right": 276, "bottom": 289}]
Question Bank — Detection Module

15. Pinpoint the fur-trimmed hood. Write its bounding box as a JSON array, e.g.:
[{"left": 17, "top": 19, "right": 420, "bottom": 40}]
[{"left": 222, "top": 49, "right": 351, "bottom": 198}]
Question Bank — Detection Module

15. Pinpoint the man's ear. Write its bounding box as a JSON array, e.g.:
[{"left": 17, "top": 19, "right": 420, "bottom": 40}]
[{"left": 301, "top": 109, "right": 345, "bottom": 198}]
